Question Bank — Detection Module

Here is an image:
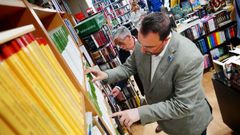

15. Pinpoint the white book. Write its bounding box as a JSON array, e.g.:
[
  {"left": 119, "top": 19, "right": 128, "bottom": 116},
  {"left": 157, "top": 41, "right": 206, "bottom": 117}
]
[
  {"left": 92, "top": 126, "right": 102, "bottom": 135},
  {"left": 79, "top": 45, "right": 95, "bottom": 66},
  {"left": 208, "top": 19, "right": 216, "bottom": 32},
  {"left": 86, "top": 112, "right": 93, "bottom": 135}
]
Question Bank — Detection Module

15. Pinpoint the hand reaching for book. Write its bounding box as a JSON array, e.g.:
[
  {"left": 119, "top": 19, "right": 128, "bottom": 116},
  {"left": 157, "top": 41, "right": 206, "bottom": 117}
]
[
  {"left": 84, "top": 68, "right": 108, "bottom": 82},
  {"left": 111, "top": 108, "right": 140, "bottom": 132}
]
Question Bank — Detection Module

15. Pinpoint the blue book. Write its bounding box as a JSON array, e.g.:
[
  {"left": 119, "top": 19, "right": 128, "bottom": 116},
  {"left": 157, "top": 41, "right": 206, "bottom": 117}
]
[{"left": 210, "top": 35, "right": 215, "bottom": 48}]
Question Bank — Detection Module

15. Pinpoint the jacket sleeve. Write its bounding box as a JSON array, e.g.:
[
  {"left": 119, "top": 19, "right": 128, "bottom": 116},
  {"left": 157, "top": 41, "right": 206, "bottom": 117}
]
[
  {"left": 103, "top": 50, "right": 137, "bottom": 84},
  {"left": 138, "top": 56, "right": 205, "bottom": 124}
]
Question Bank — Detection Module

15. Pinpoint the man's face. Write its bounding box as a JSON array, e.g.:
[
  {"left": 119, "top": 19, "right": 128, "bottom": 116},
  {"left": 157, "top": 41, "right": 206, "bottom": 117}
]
[
  {"left": 114, "top": 35, "right": 134, "bottom": 51},
  {"left": 138, "top": 31, "right": 168, "bottom": 55}
]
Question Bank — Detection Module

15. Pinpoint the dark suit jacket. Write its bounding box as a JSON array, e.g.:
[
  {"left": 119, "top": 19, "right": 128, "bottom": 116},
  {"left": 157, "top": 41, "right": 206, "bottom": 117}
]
[{"left": 115, "top": 49, "right": 145, "bottom": 96}]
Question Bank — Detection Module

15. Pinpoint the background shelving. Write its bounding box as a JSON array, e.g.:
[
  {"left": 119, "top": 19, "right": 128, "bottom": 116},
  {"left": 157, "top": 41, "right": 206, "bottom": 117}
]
[{"left": 0, "top": 0, "right": 119, "bottom": 135}]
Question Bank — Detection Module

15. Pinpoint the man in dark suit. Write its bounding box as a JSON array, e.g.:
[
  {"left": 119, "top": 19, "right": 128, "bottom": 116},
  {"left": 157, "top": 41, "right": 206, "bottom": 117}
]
[{"left": 111, "top": 26, "right": 144, "bottom": 98}]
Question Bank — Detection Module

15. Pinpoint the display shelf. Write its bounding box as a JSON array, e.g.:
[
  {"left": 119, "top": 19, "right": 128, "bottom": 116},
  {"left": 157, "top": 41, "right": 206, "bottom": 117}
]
[
  {"left": 0, "top": 24, "right": 35, "bottom": 44},
  {"left": 193, "top": 20, "right": 236, "bottom": 42}
]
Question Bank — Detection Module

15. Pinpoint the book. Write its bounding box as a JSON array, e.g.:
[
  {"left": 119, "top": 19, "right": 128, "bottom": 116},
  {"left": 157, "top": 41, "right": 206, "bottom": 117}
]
[
  {"left": 85, "top": 72, "right": 116, "bottom": 135},
  {"left": 92, "top": 126, "right": 103, "bottom": 135},
  {"left": 64, "top": 19, "right": 80, "bottom": 45},
  {"left": 49, "top": 26, "right": 85, "bottom": 86},
  {"left": 203, "top": 54, "right": 211, "bottom": 69},
  {"left": 0, "top": 30, "right": 85, "bottom": 134},
  {"left": 86, "top": 112, "right": 93, "bottom": 135}
]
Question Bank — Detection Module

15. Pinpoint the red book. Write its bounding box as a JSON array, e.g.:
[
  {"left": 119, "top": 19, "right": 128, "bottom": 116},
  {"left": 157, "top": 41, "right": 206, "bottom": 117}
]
[
  {"left": 213, "top": 33, "right": 218, "bottom": 45},
  {"left": 230, "top": 27, "right": 235, "bottom": 38}
]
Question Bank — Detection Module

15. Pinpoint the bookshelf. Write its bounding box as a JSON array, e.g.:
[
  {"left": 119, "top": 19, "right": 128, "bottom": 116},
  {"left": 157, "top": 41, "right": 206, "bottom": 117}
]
[
  {"left": 0, "top": 0, "right": 117, "bottom": 135},
  {"left": 176, "top": 9, "right": 238, "bottom": 71},
  {"left": 0, "top": 24, "right": 35, "bottom": 44},
  {"left": 93, "top": 0, "right": 131, "bottom": 29}
]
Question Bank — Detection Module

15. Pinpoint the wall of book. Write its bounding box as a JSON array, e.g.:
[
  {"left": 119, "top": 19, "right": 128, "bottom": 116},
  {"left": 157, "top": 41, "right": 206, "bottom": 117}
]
[
  {"left": 75, "top": 12, "right": 141, "bottom": 135},
  {"left": 180, "top": 9, "right": 238, "bottom": 70},
  {"left": 0, "top": 1, "right": 120, "bottom": 135},
  {"left": 0, "top": 25, "right": 85, "bottom": 135},
  {"left": 93, "top": 0, "right": 131, "bottom": 29}
]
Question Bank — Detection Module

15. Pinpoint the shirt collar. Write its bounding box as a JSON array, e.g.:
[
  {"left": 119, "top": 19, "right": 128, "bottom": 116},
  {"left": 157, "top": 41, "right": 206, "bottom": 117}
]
[{"left": 153, "top": 32, "right": 172, "bottom": 57}]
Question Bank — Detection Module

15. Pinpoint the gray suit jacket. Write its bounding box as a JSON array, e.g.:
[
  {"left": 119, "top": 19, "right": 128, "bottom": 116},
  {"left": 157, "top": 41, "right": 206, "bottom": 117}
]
[{"left": 104, "top": 31, "right": 213, "bottom": 135}]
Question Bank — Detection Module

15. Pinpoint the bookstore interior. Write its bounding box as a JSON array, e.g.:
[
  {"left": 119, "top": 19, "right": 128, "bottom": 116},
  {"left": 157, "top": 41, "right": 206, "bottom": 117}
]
[{"left": 0, "top": 0, "right": 240, "bottom": 135}]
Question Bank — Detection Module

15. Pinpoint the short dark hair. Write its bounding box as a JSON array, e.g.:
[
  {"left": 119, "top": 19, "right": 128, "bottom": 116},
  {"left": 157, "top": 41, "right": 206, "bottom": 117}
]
[{"left": 140, "top": 12, "right": 171, "bottom": 40}]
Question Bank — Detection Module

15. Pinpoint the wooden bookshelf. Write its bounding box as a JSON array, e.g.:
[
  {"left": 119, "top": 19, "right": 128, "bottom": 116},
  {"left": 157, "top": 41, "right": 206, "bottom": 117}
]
[
  {"left": 0, "top": 0, "right": 117, "bottom": 135},
  {"left": 0, "top": 0, "right": 26, "bottom": 7},
  {"left": 0, "top": 24, "right": 35, "bottom": 44}
]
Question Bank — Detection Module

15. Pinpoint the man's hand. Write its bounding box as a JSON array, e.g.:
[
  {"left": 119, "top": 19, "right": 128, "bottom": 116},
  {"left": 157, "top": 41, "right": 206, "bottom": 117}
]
[
  {"left": 84, "top": 68, "right": 108, "bottom": 82},
  {"left": 111, "top": 108, "right": 140, "bottom": 131},
  {"left": 111, "top": 86, "right": 121, "bottom": 97}
]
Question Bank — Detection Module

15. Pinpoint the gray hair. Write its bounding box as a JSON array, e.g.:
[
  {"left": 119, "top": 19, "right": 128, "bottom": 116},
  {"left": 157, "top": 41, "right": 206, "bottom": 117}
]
[{"left": 112, "top": 26, "right": 131, "bottom": 40}]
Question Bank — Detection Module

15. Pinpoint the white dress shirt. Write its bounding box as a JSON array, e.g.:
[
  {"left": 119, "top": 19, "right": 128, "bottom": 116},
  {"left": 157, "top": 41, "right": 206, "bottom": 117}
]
[{"left": 151, "top": 33, "right": 172, "bottom": 82}]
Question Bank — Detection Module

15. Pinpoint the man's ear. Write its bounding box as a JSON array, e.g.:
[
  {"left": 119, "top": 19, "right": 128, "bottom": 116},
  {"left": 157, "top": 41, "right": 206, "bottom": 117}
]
[{"left": 126, "top": 35, "right": 131, "bottom": 40}]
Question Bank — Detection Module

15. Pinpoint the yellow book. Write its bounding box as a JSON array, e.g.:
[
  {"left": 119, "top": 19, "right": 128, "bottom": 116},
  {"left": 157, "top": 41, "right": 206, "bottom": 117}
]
[
  {"left": 0, "top": 117, "right": 17, "bottom": 135},
  {"left": 37, "top": 38, "right": 85, "bottom": 117},
  {"left": 1, "top": 43, "right": 62, "bottom": 134},
  {"left": 2, "top": 42, "right": 73, "bottom": 134},
  {"left": 216, "top": 32, "right": 221, "bottom": 45},
  {"left": 0, "top": 44, "right": 64, "bottom": 134},
  {"left": 207, "top": 36, "right": 211, "bottom": 49},
  {"left": 21, "top": 35, "right": 84, "bottom": 134}
]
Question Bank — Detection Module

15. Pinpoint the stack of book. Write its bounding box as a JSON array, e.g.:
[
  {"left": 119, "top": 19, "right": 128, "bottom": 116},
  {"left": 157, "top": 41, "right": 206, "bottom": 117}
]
[
  {"left": 206, "top": 31, "right": 226, "bottom": 49},
  {"left": 0, "top": 25, "right": 85, "bottom": 135},
  {"left": 81, "top": 25, "right": 111, "bottom": 52}
]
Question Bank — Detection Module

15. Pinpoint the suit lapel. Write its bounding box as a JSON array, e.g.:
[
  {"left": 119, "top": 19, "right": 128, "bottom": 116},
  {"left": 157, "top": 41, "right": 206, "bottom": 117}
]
[
  {"left": 141, "top": 53, "right": 151, "bottom": 91},
  {"left": 149, "top": 32, "right": 178, "bottom": 91}
]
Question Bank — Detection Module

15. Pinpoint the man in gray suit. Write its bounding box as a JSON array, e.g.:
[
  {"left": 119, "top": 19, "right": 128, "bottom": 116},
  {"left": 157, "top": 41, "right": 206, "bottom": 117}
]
[{"left": 85, "top": 12, "right": 213, "bottom": 135}]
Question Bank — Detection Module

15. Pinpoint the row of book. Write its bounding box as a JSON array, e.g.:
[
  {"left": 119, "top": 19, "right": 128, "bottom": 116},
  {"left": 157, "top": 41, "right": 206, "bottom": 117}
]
[
  {"left": 215, "top": 10, "right": 231, "bottom": 26},
  {"left": 203, "top": 54, "right": 212, "bottom": 69},
  {"left": 49, "top": 26, "right": 117, "bottom": 135},
  {"left": 182, "top": 13, "right": 230, "bottom": 41},
  {"left": 206, "top": 31, "right": 226, "bottom": 49},
  {"left": 182, "top": 23, "right": 205, "bottom": 41},
  {"left": 49, "top": 26, "right": 85, "bottom": 85},
  {"left": 64, "top": 19, "right": 80, "bottom": 45},
  {"left": 85, "top": 71, "right": 117, "bottom": 135},
  {"left": 81, "top": 25, "right": 111, "bottom": 52},
  {"left": 90, "top": 43, "right": 118, "bottom": 65},
  {"left": 0, "top": 31, "right": 85, "bottom": 134},
  {"left": 98, "top": 57, "right": 121, "bottom": 71},
  {"left": 51, "top": 0, "right": 72, "bottom": 13},
  {"left": 35, "top": 0, "right": 72, "bottom": 13}
]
